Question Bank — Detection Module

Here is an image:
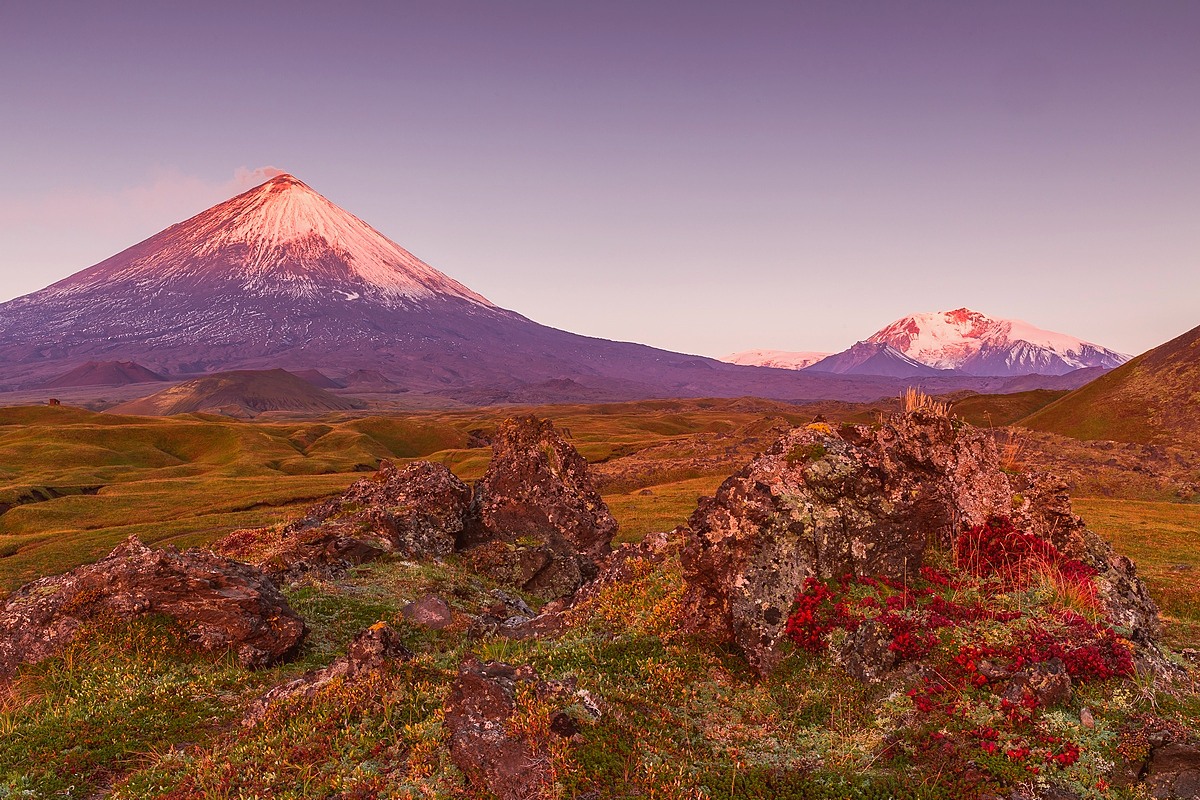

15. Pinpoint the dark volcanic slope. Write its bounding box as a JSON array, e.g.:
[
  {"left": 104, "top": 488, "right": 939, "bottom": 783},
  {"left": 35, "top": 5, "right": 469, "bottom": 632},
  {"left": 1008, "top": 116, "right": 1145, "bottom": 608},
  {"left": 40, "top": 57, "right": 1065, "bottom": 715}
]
[
  {"left": 805, "top": 342, "right": 950, "bottom": 378},
  {"left": 1020, "top": 322, "right": 1200, "bottom": 448},
  {"left": 109, "top": 369, "right": 365, "bottom": 417},
  {"left": 0, "top": 174, "right": 1082, "bottom": 404},
  {"left": 43, "top": 360, "right": 166, "bottom": 388}
]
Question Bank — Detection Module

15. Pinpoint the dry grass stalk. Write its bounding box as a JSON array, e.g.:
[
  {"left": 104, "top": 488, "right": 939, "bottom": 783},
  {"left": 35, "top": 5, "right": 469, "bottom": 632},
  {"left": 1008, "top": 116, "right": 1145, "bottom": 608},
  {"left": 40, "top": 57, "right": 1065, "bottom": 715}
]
[{"left": 902, "top": 387, "right": 950, "bottom": 417}]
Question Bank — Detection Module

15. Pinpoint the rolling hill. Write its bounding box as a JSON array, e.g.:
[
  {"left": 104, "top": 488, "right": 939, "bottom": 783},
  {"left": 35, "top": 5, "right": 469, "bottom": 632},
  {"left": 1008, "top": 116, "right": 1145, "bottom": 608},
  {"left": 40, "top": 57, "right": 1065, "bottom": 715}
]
[
  {"left": 1020, "top": 322, "right": 1200, "bottom": 448},
  {"left": 108, "top": 369, "right": 365, "bottom": 418}
]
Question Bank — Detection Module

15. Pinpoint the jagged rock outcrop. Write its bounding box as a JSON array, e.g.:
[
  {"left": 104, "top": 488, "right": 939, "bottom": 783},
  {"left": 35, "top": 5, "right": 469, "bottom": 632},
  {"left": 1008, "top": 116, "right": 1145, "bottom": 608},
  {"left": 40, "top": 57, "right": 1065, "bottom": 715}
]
[
  {"left": 0, "top": 536, "right": 305, "bottom": 675},
  {"left": 243, "top": 622, "right": 412, "bottom": 726},
  {"left": 460, "top": 416, "right": 617, "bottom": 600},
  {"left": 680, "top": 411, "right": 1161, "bottom": 674},
  {"left": 218, "top": 460, "right": 471, "bottom": 579},
  {"left": 220, "top": 418, "right": 615, "bottom": 602}
]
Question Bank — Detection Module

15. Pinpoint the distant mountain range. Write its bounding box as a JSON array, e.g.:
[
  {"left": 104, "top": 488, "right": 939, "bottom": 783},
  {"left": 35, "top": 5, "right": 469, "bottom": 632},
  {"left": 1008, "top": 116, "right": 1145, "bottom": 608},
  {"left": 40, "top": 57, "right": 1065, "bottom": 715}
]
[
  {"left": 720, "top": 350, "right": 831, "bottom": 370},
  {"left": 0, "top": 174, "right": 1124, "bottom": 405},
  {"left": 724, "top": 308, "right": 1129, "bottom": 378}
]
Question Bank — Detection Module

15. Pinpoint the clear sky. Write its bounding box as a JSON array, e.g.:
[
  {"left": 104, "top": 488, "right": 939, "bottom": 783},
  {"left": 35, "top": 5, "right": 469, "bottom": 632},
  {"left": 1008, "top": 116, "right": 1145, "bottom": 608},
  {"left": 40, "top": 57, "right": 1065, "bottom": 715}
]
[{"left": 1, "top": 1, "right": 1197, "bottom": 358}]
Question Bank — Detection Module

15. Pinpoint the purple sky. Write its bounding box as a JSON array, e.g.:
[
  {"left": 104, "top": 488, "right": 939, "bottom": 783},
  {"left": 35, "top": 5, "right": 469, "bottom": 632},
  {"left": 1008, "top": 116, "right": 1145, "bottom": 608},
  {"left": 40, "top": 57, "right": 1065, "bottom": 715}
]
[{"left": 2, "top": 1, "right": 1197, "bottom": 357}]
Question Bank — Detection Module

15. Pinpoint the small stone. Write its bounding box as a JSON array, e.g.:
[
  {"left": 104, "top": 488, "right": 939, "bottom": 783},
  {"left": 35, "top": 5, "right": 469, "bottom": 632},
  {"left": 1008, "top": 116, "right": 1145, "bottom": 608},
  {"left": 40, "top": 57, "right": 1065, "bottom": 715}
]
[
  {"left": 402, "top": 594, "right": 453, "bottom": 630},
  {"left": 1080, "top": 706, "right": 1096, "bottom": 729},
  {"left": 444, "top": 659, "right": 555, "bottom": 800}
]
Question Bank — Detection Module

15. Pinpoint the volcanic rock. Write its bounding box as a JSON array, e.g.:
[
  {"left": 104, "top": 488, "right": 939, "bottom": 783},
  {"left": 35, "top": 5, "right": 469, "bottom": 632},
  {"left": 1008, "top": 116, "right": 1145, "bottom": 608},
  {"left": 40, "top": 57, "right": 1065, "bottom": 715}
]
[
  {"left": 1002, "top": 660, "right": 1073, "bottom": 708},
  {"left": 219, "top": 460, "right": 471, "bottom": 579},
  {"left": 443, "top": 659, "right": 586, "bottom": 800},
  {"left": 461, "top": 416, "right": 617, "bottom": 600},
  {"left": 402, "top": 594, "right": 454, "bottom": 630},
  {"left": 680, "top": 410, "right": 1161, "bottom": 675},
  {"left": 243, "top": 622, "right": 412, "bottom": 727},
  {"left": 1009, "top": 473, "right": 1161, "bottom": 644},
  {"left": 835, "top": 619, "right": 897, "bottom": 684},
  {"left": 0, "top": 536, "right": 305, "bottom": 676},
  {"left": 1115, "top": 724, "right": 1200, "bottom": 800}
]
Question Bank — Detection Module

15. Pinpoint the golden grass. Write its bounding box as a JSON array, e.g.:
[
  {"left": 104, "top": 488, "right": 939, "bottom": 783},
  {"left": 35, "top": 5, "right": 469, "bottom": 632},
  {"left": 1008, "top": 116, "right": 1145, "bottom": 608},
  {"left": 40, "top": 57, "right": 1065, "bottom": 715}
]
[
  {"left": 604, "top": 475, "right": 727, "bottom": 544},
  {"left": 902, "top": 387, "right": 950, "bottom": 417},
  {"left": 1074, "top": 496, "right": 1200, "bottom": 647}
]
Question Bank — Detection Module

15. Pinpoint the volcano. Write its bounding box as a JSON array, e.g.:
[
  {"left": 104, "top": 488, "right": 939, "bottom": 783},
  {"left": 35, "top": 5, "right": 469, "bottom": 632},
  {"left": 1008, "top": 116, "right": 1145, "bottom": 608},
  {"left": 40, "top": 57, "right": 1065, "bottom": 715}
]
[
  {"left": 864, "top": 308, "right": 1129, "bottom": 377},
  {"left": 0, "top": 174, "right": 1086, "bottom": 403}
]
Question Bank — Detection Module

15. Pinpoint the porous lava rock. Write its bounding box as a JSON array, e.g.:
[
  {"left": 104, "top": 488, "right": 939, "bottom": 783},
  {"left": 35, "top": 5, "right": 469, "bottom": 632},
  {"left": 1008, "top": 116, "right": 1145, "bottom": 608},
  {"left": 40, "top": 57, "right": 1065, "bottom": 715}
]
[
  {"left": 680, "top": 411, "right": 1161, "bottom": 675},
  {"left": 0, "top": 536, "right": 305, "bottom": 675},
  {"left": 835, "top": 619, "right": 897, "bottom": 684},
  {"left": 243, "top": 622, "right": 412, "bottom": 726},
  {"left": 402, "top": 594, "right": 454, "bottom": 630},
  {"left": 218, "top": 460, "right": 471, "bottom": 579},
  {"left": 443, "top": 659, "right": 555, "bottom": 800},
  {"left": 461, "top": 416, "right": 617, "bottom": 599},
  {"left": 1114, "top": 723, "right": 1200, "bottom": 799}
]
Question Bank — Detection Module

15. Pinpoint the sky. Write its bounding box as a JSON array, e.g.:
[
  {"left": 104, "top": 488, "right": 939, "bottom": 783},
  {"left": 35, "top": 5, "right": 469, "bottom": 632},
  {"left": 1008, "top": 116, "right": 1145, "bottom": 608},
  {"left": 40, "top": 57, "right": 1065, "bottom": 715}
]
[{"left": 1, "top": 1, "right": 1197, "bottom": 358}]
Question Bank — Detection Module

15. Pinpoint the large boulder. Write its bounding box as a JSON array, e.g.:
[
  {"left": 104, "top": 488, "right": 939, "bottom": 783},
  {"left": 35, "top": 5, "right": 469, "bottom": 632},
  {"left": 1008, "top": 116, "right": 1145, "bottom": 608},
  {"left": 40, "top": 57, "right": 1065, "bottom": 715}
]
[
  {"left": 218, "top": 460, "right": 472, "bottom": 579},
  {"left": 680, "top": 411, "right": 1160, "bottom": 674},
  {"left": 461, "top": 416, "right": 617, "bottom": 599},
  {"left": 0, "top": 536, "right": 306, "bottom": 675}
]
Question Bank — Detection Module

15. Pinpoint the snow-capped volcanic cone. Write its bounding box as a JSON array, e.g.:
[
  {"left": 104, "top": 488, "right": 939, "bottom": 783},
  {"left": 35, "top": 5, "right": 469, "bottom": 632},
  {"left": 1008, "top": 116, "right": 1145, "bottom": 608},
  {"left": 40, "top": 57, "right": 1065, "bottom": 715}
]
[
  {"left": 864, "top": 308, "right": 1129, "bottom": 377},
  {"left": 721, "top": 350, "right": 831, "bottom": 370}
]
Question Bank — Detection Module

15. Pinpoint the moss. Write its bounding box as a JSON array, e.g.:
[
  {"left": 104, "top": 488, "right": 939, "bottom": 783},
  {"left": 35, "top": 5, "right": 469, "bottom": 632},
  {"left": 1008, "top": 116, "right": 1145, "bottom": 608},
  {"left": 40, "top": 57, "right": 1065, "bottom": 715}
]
[{"left": 786, "top": 442, "right": 827, "bottom": 466}]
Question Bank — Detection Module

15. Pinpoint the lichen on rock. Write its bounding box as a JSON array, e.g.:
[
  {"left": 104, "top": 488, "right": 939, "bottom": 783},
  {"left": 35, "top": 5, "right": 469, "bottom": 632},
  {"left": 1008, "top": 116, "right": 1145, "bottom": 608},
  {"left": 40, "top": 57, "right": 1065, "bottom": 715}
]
[{"left": 0, "top": 535, "right": 306, "bottom": 676}]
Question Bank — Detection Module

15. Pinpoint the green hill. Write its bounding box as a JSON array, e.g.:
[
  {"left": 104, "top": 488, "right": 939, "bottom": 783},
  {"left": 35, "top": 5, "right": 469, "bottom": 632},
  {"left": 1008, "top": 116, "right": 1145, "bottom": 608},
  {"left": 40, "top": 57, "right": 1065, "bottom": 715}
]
[
  {"left": 1021, "top": 323, "right": 1200, "bottom": 448},
  {"left": 108, "top": 369, "right": 365, "bottom": 417}
]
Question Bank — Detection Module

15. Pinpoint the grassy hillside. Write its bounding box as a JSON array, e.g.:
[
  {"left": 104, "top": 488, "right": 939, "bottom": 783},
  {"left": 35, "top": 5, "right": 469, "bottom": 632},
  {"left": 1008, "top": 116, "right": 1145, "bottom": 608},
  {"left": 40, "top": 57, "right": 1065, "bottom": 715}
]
[
  {"left": 108, "top": 368, "right": 366, "bottom": 417},
  {"left": 2, "top": 398, "right": 1197, "bottom": 639},
  {"left": 0, "top": 399, "right": 1197, "bottom": 797},
  {"left": 947, "top": 389, "right": 1068, "bottom": 428},
  {"left": 0, "top": 399, "right": 817, "bottom": 589},
  {"left": 1021, "top": 323, "right": 1200, "bottom": 447}
]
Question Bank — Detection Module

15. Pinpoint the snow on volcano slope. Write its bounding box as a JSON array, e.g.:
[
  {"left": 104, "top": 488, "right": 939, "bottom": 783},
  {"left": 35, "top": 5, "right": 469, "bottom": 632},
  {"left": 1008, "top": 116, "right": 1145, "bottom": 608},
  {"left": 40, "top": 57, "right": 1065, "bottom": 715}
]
[
  {"left": 720, "top": 350, "right": 832, "bottom": 370},
  {"left": 866, "top": 308, "right": 1129, "bottom": 376},
  {"left": 35, "top": 174, "right": 494, "bottom": 307}
]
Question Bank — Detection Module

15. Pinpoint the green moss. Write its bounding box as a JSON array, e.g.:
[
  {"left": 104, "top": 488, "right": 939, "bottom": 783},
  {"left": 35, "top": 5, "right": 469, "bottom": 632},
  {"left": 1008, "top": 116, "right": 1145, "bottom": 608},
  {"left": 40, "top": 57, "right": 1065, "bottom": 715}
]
[{"left": 786, "top": 442, "right": 827, "bottom": 466}]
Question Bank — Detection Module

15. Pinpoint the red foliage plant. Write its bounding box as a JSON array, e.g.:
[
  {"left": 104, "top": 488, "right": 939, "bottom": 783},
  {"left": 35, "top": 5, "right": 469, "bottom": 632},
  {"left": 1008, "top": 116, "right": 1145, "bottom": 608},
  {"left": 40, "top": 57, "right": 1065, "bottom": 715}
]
[
  {"left": 784, "top": 517, "right": 1134, "bottom": 783},
  {"left": 955, "top": 517, "right": 1096, "bottom": 588}
]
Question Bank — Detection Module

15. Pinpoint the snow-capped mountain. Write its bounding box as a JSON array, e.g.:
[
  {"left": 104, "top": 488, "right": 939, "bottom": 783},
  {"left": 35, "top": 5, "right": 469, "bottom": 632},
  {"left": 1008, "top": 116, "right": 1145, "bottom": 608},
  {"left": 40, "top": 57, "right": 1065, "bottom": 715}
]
[
  {"left": 26, "top": 173, "right": 494, "bottom": 310},
  {"left": 865, "top": 308, "right": 1130, "bottom": 377},
  {"left": 721, "top": 350, "right": 831, "bottom": 370}
]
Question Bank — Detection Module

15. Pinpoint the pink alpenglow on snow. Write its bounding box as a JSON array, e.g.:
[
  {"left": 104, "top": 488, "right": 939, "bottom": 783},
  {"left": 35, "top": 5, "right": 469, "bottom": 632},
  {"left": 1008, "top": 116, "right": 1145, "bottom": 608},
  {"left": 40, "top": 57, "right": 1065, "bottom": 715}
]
[
  {"left": 865, "top": 309, "right": 1129, "bottom": 377},
  {"left": 720, "top": 350, "right": 832, "bottom": 371},
  {"left": 37, "top": 174, "right": 494, "bottom": 308}
]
